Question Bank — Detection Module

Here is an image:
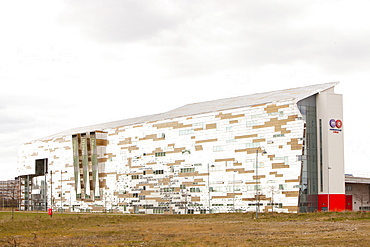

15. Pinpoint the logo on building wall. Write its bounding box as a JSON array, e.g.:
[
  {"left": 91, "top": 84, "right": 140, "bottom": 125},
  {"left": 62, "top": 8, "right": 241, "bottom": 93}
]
[{"left": 329, "top": 119, "right": 342, "bottom": 133}]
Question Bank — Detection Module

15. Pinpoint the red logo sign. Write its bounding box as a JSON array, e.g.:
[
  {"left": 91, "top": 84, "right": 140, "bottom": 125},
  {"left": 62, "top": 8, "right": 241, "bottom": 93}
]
[{"left": 329, "top": 119, "right": 342, "bottom": 133}]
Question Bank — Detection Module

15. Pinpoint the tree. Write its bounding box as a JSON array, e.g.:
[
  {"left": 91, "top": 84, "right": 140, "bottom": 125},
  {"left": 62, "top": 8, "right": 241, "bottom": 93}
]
[
  {"left": 0, "top": 179, "right": 20, "bottom": 220},
  {"left": 353, "top": 184, "right": 370, "bottom": 216}
]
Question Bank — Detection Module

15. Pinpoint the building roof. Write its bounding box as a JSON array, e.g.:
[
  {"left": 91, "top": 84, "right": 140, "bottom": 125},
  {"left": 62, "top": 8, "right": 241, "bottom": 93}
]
[
  {"left": 345, "top": 175, "right": 370, "bottom": 184},
  {"left": 42, "top": 82, "right": 339, "bottom": 140}
]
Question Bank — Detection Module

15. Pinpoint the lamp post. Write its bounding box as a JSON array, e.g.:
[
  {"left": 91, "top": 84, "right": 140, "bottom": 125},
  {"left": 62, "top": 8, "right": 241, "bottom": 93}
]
[
  {"left": 207, "top": 161, "right": 215, "bottom": 214},
  {"left": 61, "top": 170, "right": 67, "bottom": 213},
  {"left": 44, "top": 159, "right": 48, "bottom": 212},
  {"left": 255, "top": 148, "right": 267, "bottom": 219},
  {"left": 328, "top": 166, "right": 331, "bottom": 212}
]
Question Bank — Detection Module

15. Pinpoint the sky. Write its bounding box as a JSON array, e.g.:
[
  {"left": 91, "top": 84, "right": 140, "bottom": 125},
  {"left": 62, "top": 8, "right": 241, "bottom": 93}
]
[{"left": 1, "top": 0, "right": 370, "bottom": 180}]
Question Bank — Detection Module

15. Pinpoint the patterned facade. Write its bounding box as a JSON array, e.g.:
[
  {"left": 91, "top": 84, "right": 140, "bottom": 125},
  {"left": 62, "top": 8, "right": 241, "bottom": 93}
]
[{"left": 17, "top": 82, "right": 345, "bottom": 213}]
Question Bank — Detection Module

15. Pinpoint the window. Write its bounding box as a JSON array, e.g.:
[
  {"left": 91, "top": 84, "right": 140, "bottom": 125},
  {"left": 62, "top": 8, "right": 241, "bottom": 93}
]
[
  {"left": 268, "top": 111, "right": 284, "bottom": 117},
  {"left": 190, "top": 187, "right": 201, "bottom": 193},
  {"left": 180, "top": 184, "right": 186, "bottom": 189},
  {"left": 179, "top": 129, "right": 194, "bottom": 135},
  {"left": 155, "top": 152, "right": 166, "bottom": 157},
  {"left": 153, "top": 208, "right": 164, "bottom": 214},
  {"left": 253, "top": 162, "right": 264, "bottom": 168},
  {"left": 345, "top": 185, "right": 352, "bottom": 191},
  {"left": 160, "top": 187, "right": 174, "bottom": 192},
  {"left": 246, "top": 142, "right": 261, "bottom": 148},
  {"left": 213, "top": 146, "right": 223, "bottom": 152},
  {"left": 180, "top": 168, "right": 195, "bottom": 173},
  {"left": 246, "top": 120, "right": 258, "bottom": 127},
  {"left": 274, "top": 157, "right": 289, "bottom": 164},
  {"left": 153, "top": 170, "right": 164, "bottom": 175},
  {"left": 247, "top": 185, "right": 261, "bottom": 190},
  {"left": 279, "top": 184, "right": 287, "bottom": 190},
  {"left": 226, "top": 126, "right": 233, "bottom": 132},
  {"left": 273, "top": 134, "right": 285, "bottom": 138},
  {"left": 157, "top": 133, "right": 165, "bottom": 138},
  {"left": 267, "top": 203, "right": 283, "bottom": 208},
  {"left": 359, "top": 206, "right": 370, "bottom": 211},
  {"left": 192, "top": 123, "right": 204, "bottom": 129},
  {"left": 132, "top": 175, "right": 139, "bottom": 179}
]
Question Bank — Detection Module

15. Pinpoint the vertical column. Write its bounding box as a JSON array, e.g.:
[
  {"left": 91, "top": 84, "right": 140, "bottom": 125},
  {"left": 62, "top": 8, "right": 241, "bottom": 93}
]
[
  {"left": 317, "top": 91, "right": 345, "bottom": 211},
  {"left": 90, "top": 132, "right": 100, "bottom": 198},
  {"left": 72, "top": 135, "right": 81, "bottom": 196},
  {"left": 81, "top": 134, "right": 90, "bottom": 198}
]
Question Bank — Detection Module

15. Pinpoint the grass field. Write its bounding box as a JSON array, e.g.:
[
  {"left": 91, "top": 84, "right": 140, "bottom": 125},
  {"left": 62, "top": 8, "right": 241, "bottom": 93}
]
[{"left": 1, "top": 211, "right": 370, "bottom": 246}]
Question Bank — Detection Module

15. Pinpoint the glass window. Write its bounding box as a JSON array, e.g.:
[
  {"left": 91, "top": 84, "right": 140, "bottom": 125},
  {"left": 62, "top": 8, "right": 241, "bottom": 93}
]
[
  {"left": 279, "top": 184, "right": 287, "bottom": 190},
  {"left": 180, "top": 168, "right": 195, "bottom": 173},
  {"left": 155, "top": 152, "right": 166, "bottom": 157},
  {"left": 179, "top": 129, "right": 194, "bottom": 135}
]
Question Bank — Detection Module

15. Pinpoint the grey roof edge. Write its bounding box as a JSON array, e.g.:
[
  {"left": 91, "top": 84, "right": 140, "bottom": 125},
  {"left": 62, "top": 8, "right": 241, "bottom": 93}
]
[{"left": 37, "top": 82, "right": 339, "bottom": 141}]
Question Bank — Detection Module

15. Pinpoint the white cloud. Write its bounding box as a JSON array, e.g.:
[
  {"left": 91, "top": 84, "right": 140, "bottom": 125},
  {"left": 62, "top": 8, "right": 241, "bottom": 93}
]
[{"left": 0, "top": 0, "right": 369, "bottom": 179}]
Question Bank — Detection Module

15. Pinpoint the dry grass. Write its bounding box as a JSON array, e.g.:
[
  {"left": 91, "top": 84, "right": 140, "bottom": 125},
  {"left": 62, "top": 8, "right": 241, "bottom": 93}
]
[{"left": 1, "top": 211, "right": 370, "bottom": 246}]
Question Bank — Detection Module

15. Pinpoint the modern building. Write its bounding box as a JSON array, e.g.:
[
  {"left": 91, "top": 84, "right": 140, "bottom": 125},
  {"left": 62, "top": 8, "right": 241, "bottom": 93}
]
[{"left": 17, "top": 82, "right": 346, "bottom": 213}]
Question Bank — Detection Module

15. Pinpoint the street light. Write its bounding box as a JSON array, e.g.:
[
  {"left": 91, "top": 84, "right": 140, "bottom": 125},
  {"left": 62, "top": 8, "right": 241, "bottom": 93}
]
[
  {"left": 256, "top": 147, "right": 267, "bottom": 219},
  {"left": 207, "top": 161, "right": 215, "bottom": 214},
  {"left": 61, "top": 170, "right": 67, "bottom": 213},
  {"left": 328, "top": 166, "right": 331, "bottom": 212}
]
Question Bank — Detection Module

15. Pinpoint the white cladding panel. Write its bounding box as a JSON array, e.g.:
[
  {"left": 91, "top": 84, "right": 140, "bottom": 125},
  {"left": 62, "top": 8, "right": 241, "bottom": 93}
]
[{"left": 18, "top": 101, "right": 305, "bottom": 213}]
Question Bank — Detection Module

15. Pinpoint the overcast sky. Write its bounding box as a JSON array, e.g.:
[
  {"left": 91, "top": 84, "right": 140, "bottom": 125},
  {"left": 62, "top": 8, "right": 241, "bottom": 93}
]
[{"left": 1, "top": 0, "right": 369, "bottom": 180}]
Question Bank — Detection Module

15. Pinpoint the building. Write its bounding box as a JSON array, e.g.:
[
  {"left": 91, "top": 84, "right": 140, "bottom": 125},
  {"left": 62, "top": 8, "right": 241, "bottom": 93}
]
[
  {"left": 17, "top": 82, "right": 346, "bottom": 213},
  {"left": 0, "top": 179, "right": 20, "bottom": 209},
  {"left": 345, "top": 175, "right": 370, "bottom": 211}
]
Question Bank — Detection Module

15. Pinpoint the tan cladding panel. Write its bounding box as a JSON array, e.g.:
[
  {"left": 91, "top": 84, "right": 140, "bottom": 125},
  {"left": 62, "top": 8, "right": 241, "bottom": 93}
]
[
  {"left": 153, "top": 121, "right": 192, "bottom": 129},
  {"left": 212, "top": 193, "right": 242, "bottom": 199},
  {"left": 215, "top": 158, "right": 235, "bottom": 162},
  {"left": 216, "top": 112, "right": 245, "bottom": 120},
  {"left": 264, "top": 104, "right": 290, "bottom": 113},
  {"left": 205, "top": 123, "right": 217, "bottom": 129},
  {"left": 191, "top": 197, "right": 201, "bottom": 202},
  {"left": 195, "top": 138, "right": 218, "bottom": 144},
  {"left": 118, "top": 138, "right": 132, "bottom": 145},
  {"left": 282, "top": 191, "right": 299, "bottom": 197},
  {"left": 235, "top": 134, "right": 258, "bottom": 139},
  {"left": 96, "top": 139, "right": 108, "bottom": 146},
  {"left": 252, "top": 115, "right": 298, "bottom": 131},
  {"left": 235, "top": 147, "right": 266, "bottom": 154},
  {"left": 139, "top": 134, "right": 165, "bottom": 141},
  {"left": 283, "top": 206, "right": 298, "bottom": 213},
  {"left": 253, "top": 138, "right": 266, "bottom": 143},
  {"left": 226, "top": 168, "right": 254, "bottom": 174},
  {"left": 195, "top": 145, "right": 203, "bottom": 151},
  {"left": 275, "top": 174, "right": 284, "bottom": 177},
  {"left": 285, "top": 178, "right": 300, "bottom": 183},
  {"left": 287, "top": 138, "right": 303, "bottom": 150},
  {"left": 272, "top": 163, "right": 290, "bottom": 169}
]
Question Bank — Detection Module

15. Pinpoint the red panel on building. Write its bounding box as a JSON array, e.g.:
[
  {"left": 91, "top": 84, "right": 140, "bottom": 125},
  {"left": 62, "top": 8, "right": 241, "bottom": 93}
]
[
  {"left": 345, "top": 195, "right": 353, "bottom": 211},
  {"left": 318, "top": 194, "right": 346, "bottom": 211}
]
